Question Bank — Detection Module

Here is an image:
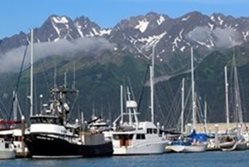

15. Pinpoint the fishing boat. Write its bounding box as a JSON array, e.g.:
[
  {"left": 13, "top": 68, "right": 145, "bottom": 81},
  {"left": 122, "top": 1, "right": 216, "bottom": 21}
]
[
  {"left": 24, "top": 86, "right": 113, "bottom": 158},
  {"left": 24, "top": 29, "right": 112, "bottom": 158}
]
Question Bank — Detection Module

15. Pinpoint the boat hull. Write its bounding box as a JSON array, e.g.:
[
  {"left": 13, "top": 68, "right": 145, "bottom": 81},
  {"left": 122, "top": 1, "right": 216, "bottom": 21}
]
[
  {"left": 0, "top": 150, "right": 16, "bottom": 159},
  {"left": 25, "top": 134, "right": 113, "bottom": 158},
  {"left": 113, "top": 141, "right": 167, "bottom": 155},
  {"left": 166, "top": 144, "right": 207, "bottom": 153}
]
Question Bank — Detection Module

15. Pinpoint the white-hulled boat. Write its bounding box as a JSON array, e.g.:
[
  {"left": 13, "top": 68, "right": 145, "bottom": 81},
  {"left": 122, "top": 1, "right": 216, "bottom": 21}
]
[
  {"left": 165, "top": 132, "right": 208, "bottom": 153},
  {"left": 0, "top": 138, "right": 16, "bottom": 159},
  {"left": 112, "top": 46, "right": 167, "bottom": 155},
  {"left": 112, "top": 121, "right": 167, "bottom": 155},
  {"left": 111, "top": 86, "right": 167, "bottom": 155}
]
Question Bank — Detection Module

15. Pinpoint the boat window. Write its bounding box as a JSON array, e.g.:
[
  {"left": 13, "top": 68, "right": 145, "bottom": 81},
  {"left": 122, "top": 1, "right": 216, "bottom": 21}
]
[
  {"left": 136, "top": 134, "right": 145, "bottom": 140},
  {"left": 113, "top": 134, "right": 133, "bottom": 140},
  {"left": 153, "top": 129, "right": 157, "bottom": 134},
  {"left": 147, "top": 129, "right": 152, "bottom": 134},
  {"left": 30, "top": 117, "right": 59, "bottom": 124},
  {"left": 5, "top": 142, "right": 9, "bottom": 149}
]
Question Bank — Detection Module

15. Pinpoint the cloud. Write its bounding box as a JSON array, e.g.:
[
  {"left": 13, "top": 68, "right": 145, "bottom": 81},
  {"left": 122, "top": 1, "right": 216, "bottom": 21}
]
[
  {"left": 0, "top": 37, "right": 116, "bottom": 73},
  {"left": 187, "top": 26, "right": 242, "bottom": 48}
]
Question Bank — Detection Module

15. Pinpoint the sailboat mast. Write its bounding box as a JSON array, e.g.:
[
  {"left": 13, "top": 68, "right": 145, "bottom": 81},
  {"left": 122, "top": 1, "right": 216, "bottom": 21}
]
[
  {"left": 120, "top": 85, "right": 124, "bottom": 124},
  {"left": 181, "top": 78, "right": 185, "bottom": 133},
  {"left": 127, "top": 87, "right": 132, "bottom": 125},
  {"left": 73, "top": 61, "right": 76, "bottom": 89},
  {"left": 224, "top": 66, "right": 230, "bottom": 132},
  {"left": 64, "top": 71, "right": 67, "bottom": 88},
  {"left": 233, "top": 53, "right": 243, "bottom": 124},
  {"left": 150, "top": 45, "right": 155, "bottom": 124},
  {"left": 191, "top": 47, "right": 196, "bottom": 130},
  {"left": 54, "top": 62, "right": 57, "bottom": 89},
  {"left": 204, "top": 100, "right": 207, "bottom": 133},
  {"left": 30, "top": 29, "right": 34, "bottom": 117}
]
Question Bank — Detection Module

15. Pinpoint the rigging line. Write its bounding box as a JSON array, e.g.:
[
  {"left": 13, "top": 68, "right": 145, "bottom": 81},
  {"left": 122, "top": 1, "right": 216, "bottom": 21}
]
[
  {"left": 0, "top": 99, "right": 9, "bottom": 118},
  {"left": 67, "top": 92, "right": 79, "bottom": 121},
  {"left": 137, "top": 63, "right": 150, "bottom": 112},
  {"left": 8, "top": 42, "right": 29, "bottom": 120},
  {"left": 41, "top": 58, "right": 51, "bottom": 91},
  {"left": 154, "top": 85, "right": 166, "bottom": 125},
  {"left": 165, "top": 81, "right": 182, "bottom": 128},
  {"left": 127, "top": 76, "right": 136, "bottom": 101}
]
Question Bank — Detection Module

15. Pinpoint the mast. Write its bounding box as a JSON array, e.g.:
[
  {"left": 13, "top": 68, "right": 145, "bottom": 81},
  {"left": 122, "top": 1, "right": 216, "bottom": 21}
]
[
  {"left": 181, "top": 78, "right": 185, "bottom": 133},
  {"left": 13, "top": 91, "right": 17, "bottom": 121},
  {"left": 54, "top": 60, "right": 57, "bottom": 89},
  {"left": 150, "top": 45, "right": 155, "bottom": 124},
  {"left": 120, "top": 85, "right": 124, "bottom": 124},
  {"left": 72, "top": 61, "right": 76, "bottom": 89},
  {"left": 127, "top": 87, "right": 132, "bottom": 125},
  {"left": 191, "top": 47, "right": 196, "bottom": 130},
  {"left": 64, "top": 71, "right": 67, "bottom": 88},
  {"left": 30, "top": 29, "right": 34, "bottom": 117},
  {"left": 204, "top": 100, "right": 207, "bottom": 133},
  {"left": 233, "top": 53, "right": 243, "bottom": 124},
  {"left": 224, "top": 66, "right": 230, "bottom": 132}
]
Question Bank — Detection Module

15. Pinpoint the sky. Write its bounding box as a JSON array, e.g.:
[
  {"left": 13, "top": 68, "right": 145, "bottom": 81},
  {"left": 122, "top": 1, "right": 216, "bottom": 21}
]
[{"left": 1, "top": 0, "right": 249, "bottom": 39}]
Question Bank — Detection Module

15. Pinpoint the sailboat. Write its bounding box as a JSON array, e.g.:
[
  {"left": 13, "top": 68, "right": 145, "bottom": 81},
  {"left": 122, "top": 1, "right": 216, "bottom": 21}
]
[
  {"left": 111, "top": 46, "right": 168, "bottom": 155},
  {"left": 219, "top": 54, "right": 247, "bottom": 151},
  {"left": 166, "top": 48, "right": 208, "bottom": 153}
]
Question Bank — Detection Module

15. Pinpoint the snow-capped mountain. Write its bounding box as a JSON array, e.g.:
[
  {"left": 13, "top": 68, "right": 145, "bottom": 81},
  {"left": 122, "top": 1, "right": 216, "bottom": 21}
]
[
  {"left": 1, "top": 11, "right": 249, "bottom": 60},
  {"left": 108, "top": 11, "right": 249, "bottom": 61}
]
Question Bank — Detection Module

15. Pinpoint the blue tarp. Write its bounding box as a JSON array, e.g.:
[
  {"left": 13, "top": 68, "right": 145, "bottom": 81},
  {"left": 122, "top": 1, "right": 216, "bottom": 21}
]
[{"left": 188, "top": 130, "right": 208, "bottom": 142}]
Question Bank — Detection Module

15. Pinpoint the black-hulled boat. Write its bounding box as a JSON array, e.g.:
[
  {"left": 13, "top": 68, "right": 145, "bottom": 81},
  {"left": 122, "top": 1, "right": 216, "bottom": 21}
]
[{"left": 24, "top": 86, "right": 113, "bottom": 158}]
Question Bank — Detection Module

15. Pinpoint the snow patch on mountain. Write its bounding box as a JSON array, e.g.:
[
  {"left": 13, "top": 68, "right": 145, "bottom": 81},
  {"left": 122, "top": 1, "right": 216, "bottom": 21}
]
[
  {"left": 208, "top": 23, "right": 214, "bottom": 30},
  {"left": 157, "top": 16, "right": 165, "bottom": 25},
  {"left": 180, "top": 46, "right": 186, "bottom": 52},
  {"left": 92, "top": 28, "right": 99, "bottom": 36},
  {"left": 172, "top": 29, "right": 184, "bottom": 51},
  {"left": 52, "top": 16, "right": 69, "bottom": 24},
  {"left": 135, "top": 19, "right": 149, "bottom": 33},
  {"left": 210, "top": 15, "right": 215, "bottom": 22},
  {"left": 75, "top": 21, "right": 84, "bottom": 37},
  {"left": 218, "top": 16, "right": 224, "bottom": 25},
  {"left": 181, "top": 16, "right": 191, "bottom": 21},
  {"left": 99, "top": 29, "right": 112, "bottom": 36},
  {"left": 242, "top": 31, "right": 249, "bottom": 41},
  {"left": 137, "top": 32, "right": 167, "bottom": 49}
]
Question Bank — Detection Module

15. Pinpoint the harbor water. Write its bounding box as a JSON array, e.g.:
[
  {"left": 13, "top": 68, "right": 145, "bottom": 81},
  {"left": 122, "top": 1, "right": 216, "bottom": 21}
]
[{"left": 1, "top": 150, "right": 249, "bottom": 167}]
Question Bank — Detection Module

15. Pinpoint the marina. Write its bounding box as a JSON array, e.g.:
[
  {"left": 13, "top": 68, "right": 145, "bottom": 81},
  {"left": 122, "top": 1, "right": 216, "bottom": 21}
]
[{"left": 2, "top": 1, "right": 249, "bottom": 166}]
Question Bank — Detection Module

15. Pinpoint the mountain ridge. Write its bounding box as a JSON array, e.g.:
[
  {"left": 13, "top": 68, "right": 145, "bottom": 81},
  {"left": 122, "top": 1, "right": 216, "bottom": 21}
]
[{"left": 2, "top": 11, "right": 249, "bottom": 61}]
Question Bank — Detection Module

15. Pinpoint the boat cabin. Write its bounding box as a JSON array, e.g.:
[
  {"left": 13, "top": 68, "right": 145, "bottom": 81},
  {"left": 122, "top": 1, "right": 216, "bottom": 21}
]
[{"left": 30, "top": 115, "right": 62, "bottom": 125}]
